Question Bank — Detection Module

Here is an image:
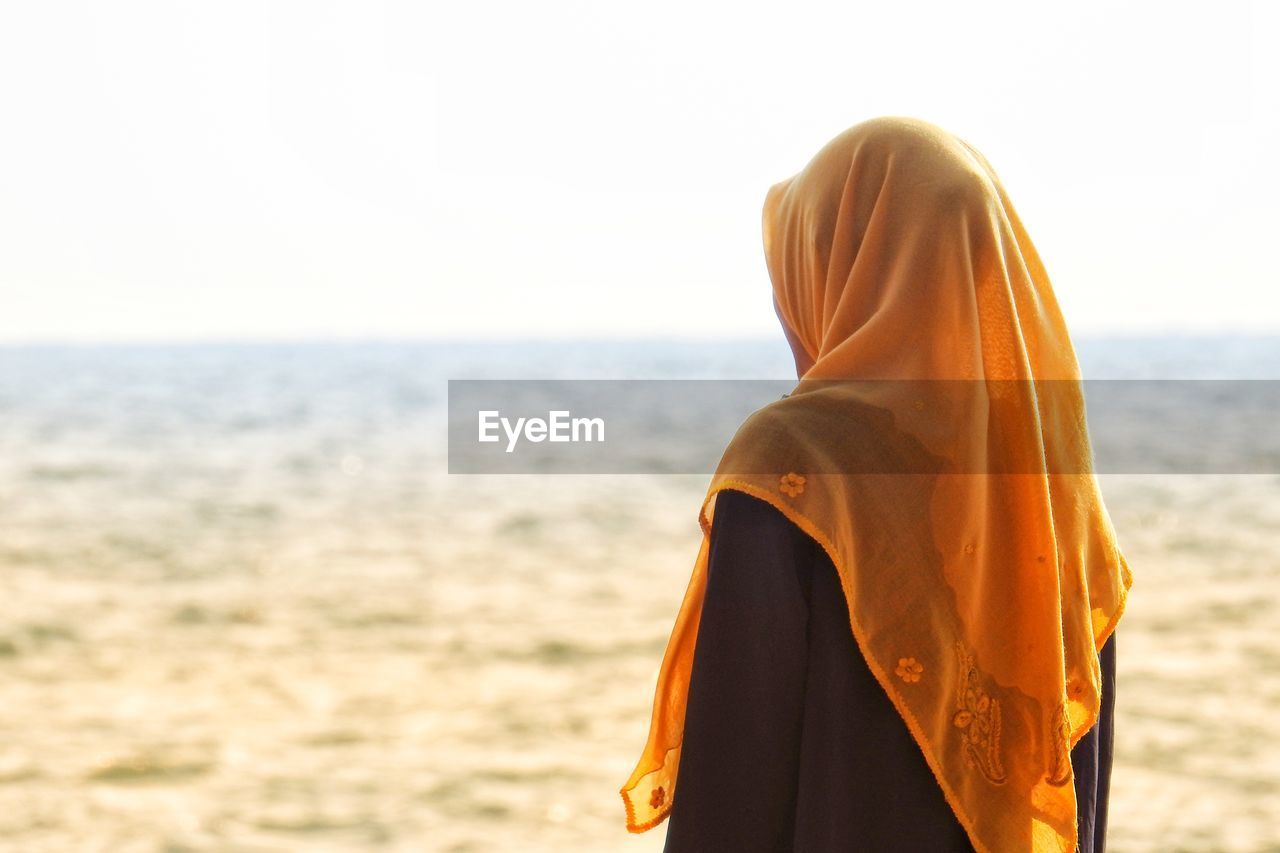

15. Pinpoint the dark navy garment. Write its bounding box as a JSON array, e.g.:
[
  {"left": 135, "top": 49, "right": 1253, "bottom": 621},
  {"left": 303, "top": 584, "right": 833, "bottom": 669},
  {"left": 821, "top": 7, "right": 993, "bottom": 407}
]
[{"left": 663, "top": 488, "right": 1117, "bottom": 853}]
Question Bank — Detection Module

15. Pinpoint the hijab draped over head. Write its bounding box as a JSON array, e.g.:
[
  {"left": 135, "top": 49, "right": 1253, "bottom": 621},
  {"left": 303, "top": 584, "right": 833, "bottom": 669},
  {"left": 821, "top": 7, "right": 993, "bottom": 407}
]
[{"left": 619, "top": 116, "right": 1132, "bottom": 853}]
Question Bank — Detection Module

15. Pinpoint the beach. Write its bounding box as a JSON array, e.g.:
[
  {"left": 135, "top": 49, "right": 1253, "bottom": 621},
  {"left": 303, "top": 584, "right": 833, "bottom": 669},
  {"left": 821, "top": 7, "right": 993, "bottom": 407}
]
[{"left": 1, "top": 339, "right": 1277, "bottom": 852}]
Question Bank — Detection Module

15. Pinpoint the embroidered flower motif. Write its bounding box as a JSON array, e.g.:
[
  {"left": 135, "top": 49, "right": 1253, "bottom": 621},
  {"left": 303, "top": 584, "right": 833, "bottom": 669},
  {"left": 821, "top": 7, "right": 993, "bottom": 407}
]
[
  {"left": 963, "top": 542, "right": 976, "bottom": 555},
  {"left": 779, "top": 472, "right": 806, "bottom": 497},
  {"left": 895, "top": 657, "right": 924, "bottom": 683},
  {"left": 913, "top": 399, "right": 925, "bottom": 411},
  {"left": 953, "top": 643, "right": 1007, "bottom": 784},
  {"left": 1046, "top": 703, "right": 1073, "bottom": 786},
  {"left": 649, "top": 786, "right": 665, "bottom": 809}
]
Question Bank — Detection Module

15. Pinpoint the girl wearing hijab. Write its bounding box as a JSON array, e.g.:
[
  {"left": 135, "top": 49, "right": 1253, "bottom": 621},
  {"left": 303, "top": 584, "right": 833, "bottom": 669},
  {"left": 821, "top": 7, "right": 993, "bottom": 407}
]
[{"left": 618, "top": 116, "right": 1132, "bottom": 852}]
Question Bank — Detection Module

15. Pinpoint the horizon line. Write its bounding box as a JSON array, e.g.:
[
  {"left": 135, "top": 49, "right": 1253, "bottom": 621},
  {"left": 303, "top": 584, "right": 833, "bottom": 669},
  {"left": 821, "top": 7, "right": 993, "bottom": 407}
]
[{"left": 3, "top": 329, "right": 1280, "bottom": 349}]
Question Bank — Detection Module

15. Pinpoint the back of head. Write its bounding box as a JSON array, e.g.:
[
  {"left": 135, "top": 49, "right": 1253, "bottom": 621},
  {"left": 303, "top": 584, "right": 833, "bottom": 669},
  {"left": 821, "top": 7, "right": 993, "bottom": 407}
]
[{"left": 763, "top": 115, "right": 1080, "bottom": 384}]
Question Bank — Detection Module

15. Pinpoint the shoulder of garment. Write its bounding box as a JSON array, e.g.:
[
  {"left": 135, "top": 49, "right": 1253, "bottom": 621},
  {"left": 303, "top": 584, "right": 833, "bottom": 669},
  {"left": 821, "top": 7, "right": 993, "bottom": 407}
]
[{"left": 708, "top": 486, "right": 820, "bottom": 612}]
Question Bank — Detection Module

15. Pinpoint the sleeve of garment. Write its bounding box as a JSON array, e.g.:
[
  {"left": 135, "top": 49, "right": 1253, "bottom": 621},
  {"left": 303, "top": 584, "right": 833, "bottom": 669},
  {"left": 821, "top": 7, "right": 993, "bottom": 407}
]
[{"left": 662, "top": 488, "right": 815, "bottom": 853}]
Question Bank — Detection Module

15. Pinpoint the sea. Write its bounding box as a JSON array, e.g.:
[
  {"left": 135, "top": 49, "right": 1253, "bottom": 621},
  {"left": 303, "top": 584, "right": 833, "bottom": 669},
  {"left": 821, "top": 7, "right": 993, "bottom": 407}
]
[{"left": 1, "top": 335, "right": 1278, "bottom": 852}]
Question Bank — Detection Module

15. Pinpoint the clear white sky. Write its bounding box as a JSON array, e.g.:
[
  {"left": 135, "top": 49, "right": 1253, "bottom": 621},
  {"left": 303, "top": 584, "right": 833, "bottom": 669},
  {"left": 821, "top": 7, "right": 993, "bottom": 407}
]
[{"left": 1, "top": 0, "right": 1276, "bottom": 343}]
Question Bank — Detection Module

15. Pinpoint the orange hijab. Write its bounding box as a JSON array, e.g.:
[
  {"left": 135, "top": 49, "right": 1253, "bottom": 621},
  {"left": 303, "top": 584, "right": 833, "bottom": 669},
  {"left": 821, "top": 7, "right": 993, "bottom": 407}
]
[{"left": 619, "top": 116, "right": 1133, "bottom": 852}]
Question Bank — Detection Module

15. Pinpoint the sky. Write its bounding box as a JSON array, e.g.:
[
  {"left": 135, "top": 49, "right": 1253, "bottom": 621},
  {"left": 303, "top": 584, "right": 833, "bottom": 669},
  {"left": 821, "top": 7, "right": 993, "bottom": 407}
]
[{"left": 0, "top": 0, "right": 1277, "bottom": 343}]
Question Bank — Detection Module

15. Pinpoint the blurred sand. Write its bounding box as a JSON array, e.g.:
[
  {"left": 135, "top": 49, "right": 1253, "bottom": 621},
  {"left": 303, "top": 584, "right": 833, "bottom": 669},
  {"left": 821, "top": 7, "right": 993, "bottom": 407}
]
[{"left": 1, "top": 342, "right": 1277, "bottom": 851}]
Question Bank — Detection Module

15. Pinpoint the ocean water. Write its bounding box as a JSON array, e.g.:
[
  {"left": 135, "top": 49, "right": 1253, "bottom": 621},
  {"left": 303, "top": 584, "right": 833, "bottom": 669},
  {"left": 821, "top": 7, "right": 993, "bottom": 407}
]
[{"left": 0, "top": 336, "right": 1278, "bottom": 852}]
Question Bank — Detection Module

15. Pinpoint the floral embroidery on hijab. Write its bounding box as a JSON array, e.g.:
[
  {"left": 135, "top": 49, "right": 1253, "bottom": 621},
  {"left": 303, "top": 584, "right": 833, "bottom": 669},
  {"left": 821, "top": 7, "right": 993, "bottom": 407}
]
[
  {"left": 1046, "top": 703, "right": 1073, "bottom": 786},
  {"left": 779, "top": 472, "right": 806, "bottom": 497},
  {"left": 953, "top": 642, "right": 1007, "bottom": 784},
  {"left": 896, "top": 657, "right": 925, "bottom": 682}
]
